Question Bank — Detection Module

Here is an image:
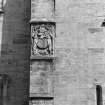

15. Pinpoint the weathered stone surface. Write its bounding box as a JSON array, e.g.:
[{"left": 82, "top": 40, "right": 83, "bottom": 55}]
[
  {"left": 29, "top": 99, "right": 53, "bottom": 105},
  {"left": 0, "top": 0, "right": 105, "bottom": 105},
  {"left": 30, "top": 60, "right": 53, "bottom": 97},
  {"left": 31, "top": 23, "right": 55, "bottom": 56},
  {"left": 54, "top": 1, "right": 105, "bottom": 105},
  {"left": 0, "top": 0, "right": 30, "bottom": 105},
  {"left": 31, "top": 0, "right": 54, "bottom": 21}
]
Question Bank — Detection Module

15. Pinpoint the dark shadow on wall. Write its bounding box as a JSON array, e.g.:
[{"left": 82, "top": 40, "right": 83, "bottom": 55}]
[{"left": 0, "top": 0, "right": 31, "bottom": 105}]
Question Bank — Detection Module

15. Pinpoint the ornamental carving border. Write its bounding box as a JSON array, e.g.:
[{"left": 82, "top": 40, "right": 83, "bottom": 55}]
[{"left": 31, "top": 23, "right": 55, "bottom": 56}]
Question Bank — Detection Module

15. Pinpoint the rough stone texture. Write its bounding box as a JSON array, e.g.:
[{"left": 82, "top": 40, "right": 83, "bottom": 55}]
[
  {"left": 29, "top": 99, "right": 53, "bottom": 105},
  {"left": 31, "top": 23, "right": 55, "bottom": 56},
  {"left": 0, "top": 0, "right": 30, "bottom": 105},
  {"left": 1, "top": 0, "right": 105, "bottom": 105},
  {"left": 30, "top": 60, "right": 53, "bottom": 97},
  {"left": 30, "top": 0, "right": 55, "bottom": 101},
  {"left": 54, "top": 0, "right": 105, "bottom": 105},
  {"left": 31, "top": 0, "right": 54, "bottom": 22},
  {"left": 30, "top": 0, "right": 105, "bottom": 105}
]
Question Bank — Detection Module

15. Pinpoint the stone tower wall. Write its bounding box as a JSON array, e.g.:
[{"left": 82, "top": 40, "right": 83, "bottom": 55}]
[
  {"left": 55, "top": 1, "right": 105, "bottom": 105},
  {"left": 0, "top": 0, "right": 30, "bottom": 105}
]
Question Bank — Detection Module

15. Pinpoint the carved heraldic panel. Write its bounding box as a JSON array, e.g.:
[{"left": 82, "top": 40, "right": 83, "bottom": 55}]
[{"left": 31, "top": 23, "right": 55, "bottom": 56}]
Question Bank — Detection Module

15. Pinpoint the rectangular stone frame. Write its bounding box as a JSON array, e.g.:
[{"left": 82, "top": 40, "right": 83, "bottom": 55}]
[
  {"left": 30, "top": 59, "right": 54, "bottom": 97},
  {"left": 31, "top": 22, "right": 56, "bottom": 57},
  {"left": 31, "top": 0, "right": 55, "bottom": 21}
]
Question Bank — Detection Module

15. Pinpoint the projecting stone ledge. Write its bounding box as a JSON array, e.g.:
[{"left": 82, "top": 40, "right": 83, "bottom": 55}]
[{"left": 30, "top": 55, "right": 56, "bottom": 60}]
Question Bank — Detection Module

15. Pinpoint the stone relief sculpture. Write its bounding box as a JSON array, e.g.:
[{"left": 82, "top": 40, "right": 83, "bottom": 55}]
[{"left": 31, "top": 24, "right": 55, "bottom": 56}]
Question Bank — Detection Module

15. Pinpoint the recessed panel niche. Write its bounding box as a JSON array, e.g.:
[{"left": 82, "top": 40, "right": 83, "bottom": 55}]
[
  {"left": 30, "top": 60, "right": 53, "bottom": 97},
  {"left": 31, "top": 0, "right": 54, "bottom": 21},
  {"left": 31, "top": 23, "right": 55, "bottom": 56}
]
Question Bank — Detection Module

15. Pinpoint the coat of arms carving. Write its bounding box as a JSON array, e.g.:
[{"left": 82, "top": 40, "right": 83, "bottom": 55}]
[{"left": 31, "top": 23, "right": 55, "bottom": 56}]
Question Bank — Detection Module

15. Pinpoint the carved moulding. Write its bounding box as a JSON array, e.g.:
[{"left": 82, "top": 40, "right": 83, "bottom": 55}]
[
  {"left": 31, "top": 22, "right": 55, "bottom": 57},
  {"left": 29, "top": 99, "right": 53, "bottom": 105}
]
